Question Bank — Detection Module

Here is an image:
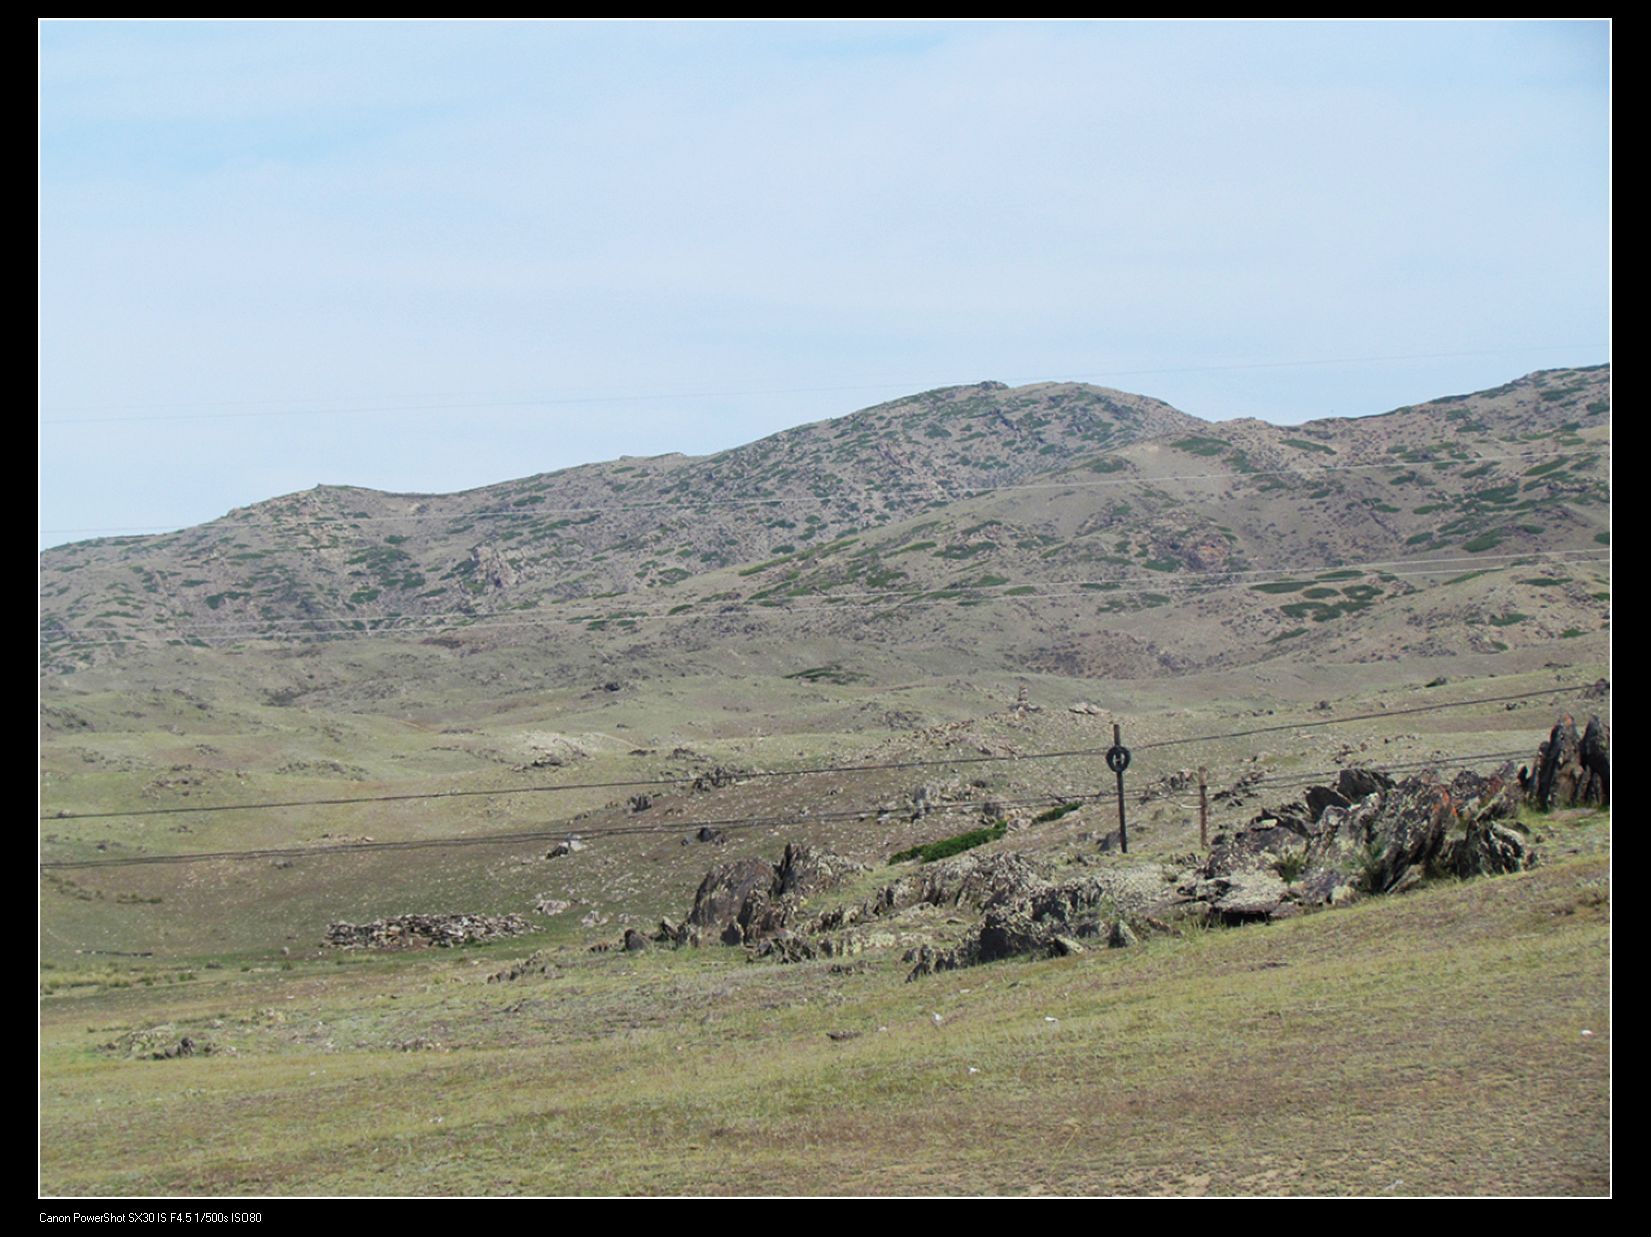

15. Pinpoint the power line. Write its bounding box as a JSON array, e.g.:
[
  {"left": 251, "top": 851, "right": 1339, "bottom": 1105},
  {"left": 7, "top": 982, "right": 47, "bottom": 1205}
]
[
  {"left": 1235, "top": 749, "right": 1533, "bottom": 793},
  {"left": 39, "top": 682, "right": 1600, "bottom": 823},
  {"left": 39, "top": 791, "right": 1100, "bottom": 870},
  {"left": 38, "top": 746, "right": 1547, "bottom": 871}
]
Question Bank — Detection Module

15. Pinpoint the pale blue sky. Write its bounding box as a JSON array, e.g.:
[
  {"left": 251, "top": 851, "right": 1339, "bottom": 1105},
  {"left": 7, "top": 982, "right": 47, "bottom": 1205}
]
[{"left": 39, "top": 20, "right": 1609, "bottom": 547}]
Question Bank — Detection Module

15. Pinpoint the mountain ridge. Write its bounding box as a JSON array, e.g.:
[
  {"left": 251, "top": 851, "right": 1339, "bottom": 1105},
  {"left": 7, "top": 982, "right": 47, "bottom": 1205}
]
[{"left": 40, "top": 367, "right": 1609, "bottom": 683}]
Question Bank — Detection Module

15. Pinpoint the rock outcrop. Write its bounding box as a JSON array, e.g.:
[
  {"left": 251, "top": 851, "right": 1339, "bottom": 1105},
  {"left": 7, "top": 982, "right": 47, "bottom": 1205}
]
[
  {"left": 1523, "top": 715, "right": 1610, "bottom": 809},
  {"left": 903, "top": 764, "right": 1538, "bottom": 973},
  {"left": 1185, "top": 765, "right": 1534, "bottom": 924},
  {"left": 671, "top": 843, "right": 867, "bottom": 947},
  {"left": 662, "top": 763, "right": 1540, "bottom": 981}
]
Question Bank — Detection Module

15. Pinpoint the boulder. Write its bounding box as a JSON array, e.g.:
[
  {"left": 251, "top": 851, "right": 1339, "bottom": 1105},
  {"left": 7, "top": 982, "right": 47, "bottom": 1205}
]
[
  {"left": 1202, "top": 871, "right": 1290, "bottom": 923},
  {"left": 1106, "top": 920, "right": 1139, "bottom": 949}
]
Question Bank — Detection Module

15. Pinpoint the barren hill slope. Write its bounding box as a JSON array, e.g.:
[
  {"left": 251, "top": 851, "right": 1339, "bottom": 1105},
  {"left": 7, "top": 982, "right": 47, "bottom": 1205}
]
[{"left": 40, "top": 366, "right": 1609, "bottom": 691}]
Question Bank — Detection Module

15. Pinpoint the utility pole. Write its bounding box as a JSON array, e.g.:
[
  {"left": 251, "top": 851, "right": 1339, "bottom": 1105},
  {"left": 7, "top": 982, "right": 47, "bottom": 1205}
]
[
  {"left": 1198, "top": 767, "right": 1209, "bottom": 850},
  {"left": 1106, "top": 723, "right": 1131, "bottom": 855}
]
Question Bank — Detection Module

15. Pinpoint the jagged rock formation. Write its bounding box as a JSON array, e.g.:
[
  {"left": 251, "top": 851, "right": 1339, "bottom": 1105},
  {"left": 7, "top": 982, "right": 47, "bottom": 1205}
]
[
  {"left": 661, "top": 843, "right": 867, "bottom": 948},
  {"left": 324, "top": 912, "right": 530, "bottom": 949},
  {"left": 666, "top": 844, "right": 1165, "bottom": 976},
  {"left": 663, "top": 764, "right": 1541, "bottom": 980},
  {"left": 1185, "top": 765, "right": 1534, "bottom": 924},
  {"left": 1523, "top": 715, "right": 1610, "bottom": 809}
]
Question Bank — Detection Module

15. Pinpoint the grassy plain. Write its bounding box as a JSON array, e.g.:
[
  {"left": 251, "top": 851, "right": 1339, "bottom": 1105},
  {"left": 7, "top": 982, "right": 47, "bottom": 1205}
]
[{"left": 41, "top": 810, "right": 1608, "bottom": 1196}]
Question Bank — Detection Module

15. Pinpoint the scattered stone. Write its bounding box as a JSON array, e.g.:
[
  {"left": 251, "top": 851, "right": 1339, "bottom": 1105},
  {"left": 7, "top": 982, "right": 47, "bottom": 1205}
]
[
  {"left": 751, "top": 933, "right": 816, "bottom": 963},
  {"left": 655, "top": 916, "right": 696, "bottom": 947},
  {"left": 392, "top": 1037, "right": 445, "bottom": 1052},
  {"left": 622, "top": 928, "right": 649, "bottom": 953},
  {"left": 101, "top": 1025, "right": 216, "bottom": 1060},
  {"left": 488, "top": 950, "right": 558, "bottom": 983},
  {"left": 692, "top": 766, "right": 743, "bottom": 792},
  {"left": 826, "top": 1030, "right": 862, "bottom": 1042},
  {"left": 150, "top": 1035, "right": 210, "bottom": 1060},
  {"left": 534, "top": 897, "right": 572, "bottom": 917},
  {"left": 516, "top": 752, "right": 564, "bottom": 771},
  {"left": 628, "top": 794, "right": 653, "bottom": 813}
]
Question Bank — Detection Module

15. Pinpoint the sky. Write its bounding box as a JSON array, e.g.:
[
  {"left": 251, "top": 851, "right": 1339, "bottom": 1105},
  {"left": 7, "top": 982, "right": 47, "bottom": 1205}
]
[{"left": 38, "top": 20, "right": 1610, "bottom": 548}]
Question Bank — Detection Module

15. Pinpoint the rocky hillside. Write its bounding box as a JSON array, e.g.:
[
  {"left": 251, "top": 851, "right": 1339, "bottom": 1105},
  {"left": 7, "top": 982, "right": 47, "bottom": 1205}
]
[
  {"left": 40, "top": 382, "right": 1199, "bottom": 655},
  {"left": 40, "top": 366, "right": 1610, "bottom": 681}
]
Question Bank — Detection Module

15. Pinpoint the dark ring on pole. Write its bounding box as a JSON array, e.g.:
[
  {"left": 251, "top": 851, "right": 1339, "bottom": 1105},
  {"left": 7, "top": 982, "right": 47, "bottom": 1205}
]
[{"left": 1106, "top": 744, "right": 1131, "bottom": 774}]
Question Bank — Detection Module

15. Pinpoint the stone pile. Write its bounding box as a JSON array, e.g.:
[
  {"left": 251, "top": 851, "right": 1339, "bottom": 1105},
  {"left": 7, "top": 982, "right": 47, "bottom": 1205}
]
[{"left": 324, "top": 912, "right": 530, "bottom": 950}]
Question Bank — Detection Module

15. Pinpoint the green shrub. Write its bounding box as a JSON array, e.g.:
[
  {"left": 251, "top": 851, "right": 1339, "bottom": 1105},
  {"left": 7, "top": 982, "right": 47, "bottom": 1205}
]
[{"left": 890, "top": 823, "right": 1007, "bottom": 864}]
